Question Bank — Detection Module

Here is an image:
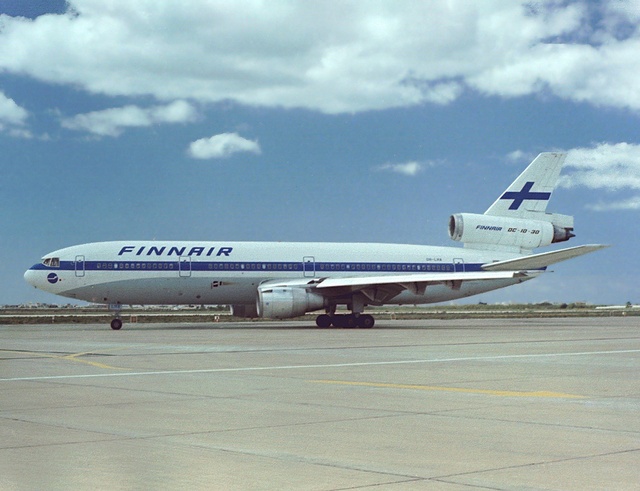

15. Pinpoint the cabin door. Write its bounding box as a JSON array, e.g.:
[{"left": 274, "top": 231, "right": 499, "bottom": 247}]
[
  {"left": 75, "top": 255, "right": 85, "bottom": 277},
  {"left": 179, "top": 256, "right": 192, "bottom": 277},
  {"left": 303, "top": 256, "right": 315, "bottom": 277}
]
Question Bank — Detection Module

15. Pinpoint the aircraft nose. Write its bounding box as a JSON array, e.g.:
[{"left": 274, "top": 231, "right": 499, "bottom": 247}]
[{"left": 24, "top": 267, "right": 41, "bottom": 288}]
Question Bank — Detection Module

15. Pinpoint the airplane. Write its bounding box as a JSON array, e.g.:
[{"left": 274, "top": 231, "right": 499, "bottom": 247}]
[{"left": 24, "top": 152, "right": 607, "bottom": 330}]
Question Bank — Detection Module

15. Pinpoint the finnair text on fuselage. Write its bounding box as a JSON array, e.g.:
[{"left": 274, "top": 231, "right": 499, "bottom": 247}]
[{"left": 117, "top": 245, "right": 234, "bottom": 257}]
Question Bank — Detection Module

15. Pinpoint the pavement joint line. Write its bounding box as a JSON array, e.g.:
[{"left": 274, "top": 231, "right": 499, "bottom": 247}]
[
  {"left": 1, "top": 348, "right": 639, "bottom": 382},
  {"left": 2, "top": 348, "right": 129, "bottom": 371},
  {"left": 432, "top": 447, "right": 640, "bottom": 481}
]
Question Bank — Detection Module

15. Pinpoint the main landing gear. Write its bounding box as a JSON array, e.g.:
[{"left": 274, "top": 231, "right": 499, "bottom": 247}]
[
  {"left": 316, "top": 296, "right": 375, "bottom": 328},
  {"left": 315, "top": 313, "right": 375, "bottom": 328}
]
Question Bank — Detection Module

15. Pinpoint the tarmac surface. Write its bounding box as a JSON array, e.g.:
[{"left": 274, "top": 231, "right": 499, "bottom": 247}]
[{"left": 1, "top": 317, "right": 639, "bottom": 490}]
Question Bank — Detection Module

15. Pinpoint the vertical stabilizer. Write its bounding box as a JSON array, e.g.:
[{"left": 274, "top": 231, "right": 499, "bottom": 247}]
[
  {"left": 449, "top": 152, "right": 575, "bottom": 253},
  {"left": 484, "top": 152, "right": 566, "bottom": 219}
]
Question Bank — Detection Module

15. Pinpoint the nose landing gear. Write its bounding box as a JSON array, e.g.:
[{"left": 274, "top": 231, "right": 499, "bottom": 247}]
[{"left": 109, "top": 303, "right": 123, "bottom": 330}]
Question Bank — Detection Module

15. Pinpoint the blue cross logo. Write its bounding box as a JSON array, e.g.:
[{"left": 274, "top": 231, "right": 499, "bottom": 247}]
[{"left": 500, "top": 181, "right": 550, "bottom": 210}]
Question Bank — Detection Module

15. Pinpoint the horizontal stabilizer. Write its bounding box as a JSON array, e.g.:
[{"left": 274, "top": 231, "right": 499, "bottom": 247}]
[{"left": 481, "top": 244, "right": 609, "bottom": 271}]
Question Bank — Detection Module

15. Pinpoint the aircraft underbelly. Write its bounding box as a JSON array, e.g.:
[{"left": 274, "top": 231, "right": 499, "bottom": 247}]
[
  {"left": 56, "top": 269, "right": 528, "bottom": 307},
  {"left": 62, "top": 276, "right": 259, "bottom": 305}
]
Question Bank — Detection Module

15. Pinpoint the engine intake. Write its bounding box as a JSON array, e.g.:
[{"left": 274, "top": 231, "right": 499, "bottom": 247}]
[{"left": 257, "top": 286, "right": 325, "bottom": 319}]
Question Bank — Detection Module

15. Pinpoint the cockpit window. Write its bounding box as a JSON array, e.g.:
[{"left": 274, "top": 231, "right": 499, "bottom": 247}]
[{"left": 43, "top": 257, "right": 60, "bottom": 268}]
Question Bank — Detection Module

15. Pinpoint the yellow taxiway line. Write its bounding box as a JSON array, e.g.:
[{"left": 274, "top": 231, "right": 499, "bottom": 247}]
[{"left": 312, "top": 379, "right": 584, "bottom": 398}]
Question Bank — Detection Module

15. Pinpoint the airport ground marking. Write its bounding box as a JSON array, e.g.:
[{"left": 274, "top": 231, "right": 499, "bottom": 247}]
[
  {"left": 1, "top": 348, "right": 639, "bottom": 382},
  {"left": 3, "top": 348, "right": 128, "bottom": 371},
  {"left": 310, "top": 380, "right": 584, "bottom": 398},
  {"left": 60, "top": 351, "right": 129, "bottom": 370}
]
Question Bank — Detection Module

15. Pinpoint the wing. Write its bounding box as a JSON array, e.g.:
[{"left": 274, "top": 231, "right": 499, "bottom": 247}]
[
  {"left": 258, "top": 243, "right": 608, "bottom": 304},
  {"left": 313, "top": 271, "right": 527, "bottom": 303},
  {"left": 261, "top": 271, "right": 527, "bottom": 305}
]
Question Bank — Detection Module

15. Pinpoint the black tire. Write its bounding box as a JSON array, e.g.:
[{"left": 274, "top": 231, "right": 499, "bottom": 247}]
[
  {"left": 316, "top": 314, "right": 332, "bottom": 328},
  {"left": 357, "top": 314, "right": 375, "bottom": 328},
  {"left": 110, "top": 318, "right": 123, "bottom": 330},
  {"left": 344, "top": 315, "right": 357, "bottom": 328}
]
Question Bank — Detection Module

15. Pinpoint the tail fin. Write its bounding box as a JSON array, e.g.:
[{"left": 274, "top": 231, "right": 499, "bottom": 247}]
[
  {"left": 485, "top": 152, "right": 566, "bottom": 219},
  {"left": 448, "top": 152, "right": 575, "bottom": 253}
]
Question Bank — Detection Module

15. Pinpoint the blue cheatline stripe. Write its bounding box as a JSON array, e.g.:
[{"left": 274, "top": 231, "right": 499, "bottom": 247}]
[{"left": 30, "top": 260, "right": 487, "bottom": 274}]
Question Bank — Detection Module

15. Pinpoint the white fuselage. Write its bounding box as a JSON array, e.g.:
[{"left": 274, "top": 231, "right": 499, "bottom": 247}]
[{"left": 24, "top": 240, "right": 529, "bottom": 307}]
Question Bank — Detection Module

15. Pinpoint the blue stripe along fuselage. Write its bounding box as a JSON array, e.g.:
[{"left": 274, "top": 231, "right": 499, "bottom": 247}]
[{"left": 29, "top": 259, "right": 488, "bottom": 273}]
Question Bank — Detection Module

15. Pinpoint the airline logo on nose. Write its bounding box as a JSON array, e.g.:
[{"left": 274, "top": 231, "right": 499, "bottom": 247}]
[
  {"left": 47, "top": 273, "right": 59, "bottom": 284},
  {"left": 500, "top": 182, "right": 551, "bottom": 210}
]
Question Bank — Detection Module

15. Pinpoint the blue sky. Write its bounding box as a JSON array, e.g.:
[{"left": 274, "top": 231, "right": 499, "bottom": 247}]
[{"left": 2, "top": 0, "right": 639, "bottom": 306}]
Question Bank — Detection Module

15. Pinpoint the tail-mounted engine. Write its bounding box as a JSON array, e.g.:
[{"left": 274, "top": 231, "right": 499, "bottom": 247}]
[{"left": 449, "top": 213, "right": 575, "bottom": 251}]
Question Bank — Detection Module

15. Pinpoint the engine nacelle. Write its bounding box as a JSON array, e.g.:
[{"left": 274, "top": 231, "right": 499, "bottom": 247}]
[
  {"left": 449, "top": 213, "right": 574, "bottom": 250},
  {"left": 231, "top": 304, "right": 259, "bottom": 318},
  {"left": 257, "top": 286, "right": 326, "bottom": 319}
]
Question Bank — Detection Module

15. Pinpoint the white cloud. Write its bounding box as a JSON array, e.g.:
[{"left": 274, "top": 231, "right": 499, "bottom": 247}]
[
  {"left": 560, "top": 142, "right": 640, "bottom": 211},
  {"left": 0, "top": 91, "right": 29, "bottom": 136},
  {"left": 587, "top": 197, "right": 640, "bottom": 212},
  {"left": 563, "top": 142, "right": 640, "bottom": 190},
  {"left": 505, "top": 150, "right": 533, "bottom": 163},
  {"left": 188, "top": 132, "right": 261, "bottom": 160},
  {"left": 61, "top": 100, "right": 198, "bottom": 136},
  {"left": 8, "top": 128, "right": 33, "bottom": 139},
  {"left": 376, "top": 161, "right": 424, "bottom": 176},
  {"left": 1, "top": 1, "right": 640, "bottom": 113}
]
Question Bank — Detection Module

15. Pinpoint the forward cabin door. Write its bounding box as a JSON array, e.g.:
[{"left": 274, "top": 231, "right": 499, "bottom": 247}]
[
  {"left": 453, "top": 258, "right": 465, "bottom": 273},
  {"left": 75, "top": 255, "right": 85, "bottom": 277}
]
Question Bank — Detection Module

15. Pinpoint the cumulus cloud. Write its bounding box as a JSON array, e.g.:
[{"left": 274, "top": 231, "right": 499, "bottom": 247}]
[
  {"left": 505, "top": 150, "right": 536, "bottom": 164},
  {"left": 188, "top": 132, "right": 261, "bottom": 160},
  {"left": 61, "top": 100, "right": 198, "bottom": 136},
  {"left": 560, "top": 142, "right": 640, "bottom": 211},
  {"left": 563, "top": 143, "right": 640, "bottom": 190},
  {"left": 0, "top": 91, "right": 31, "bottom": 137},
  {"left": 587, "top": 197, "right": 640, "bottom": 212},
  {"left": 1, "top": 1, "right": 640, "bottom": 113},
  {"left": 376, "top": 161, "right": 425, "bottom": 176},
  {"left": 0, "top": 91, "right": 28, "bottom": 125}
]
